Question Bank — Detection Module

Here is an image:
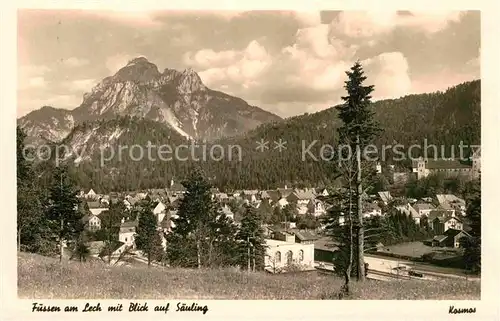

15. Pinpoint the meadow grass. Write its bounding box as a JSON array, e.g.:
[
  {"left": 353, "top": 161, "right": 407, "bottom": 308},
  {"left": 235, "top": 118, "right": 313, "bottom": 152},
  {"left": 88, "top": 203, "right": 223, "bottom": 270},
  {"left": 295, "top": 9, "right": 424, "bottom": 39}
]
[{"left": 17, "top": 252, "right": 480, "bottom": 300}]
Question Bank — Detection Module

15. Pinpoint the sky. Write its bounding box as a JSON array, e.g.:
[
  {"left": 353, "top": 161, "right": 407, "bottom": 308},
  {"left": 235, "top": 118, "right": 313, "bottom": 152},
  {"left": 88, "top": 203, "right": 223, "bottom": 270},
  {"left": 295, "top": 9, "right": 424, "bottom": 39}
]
[{"left": 17, "top": 10, "right": 480, "bottom": 118}]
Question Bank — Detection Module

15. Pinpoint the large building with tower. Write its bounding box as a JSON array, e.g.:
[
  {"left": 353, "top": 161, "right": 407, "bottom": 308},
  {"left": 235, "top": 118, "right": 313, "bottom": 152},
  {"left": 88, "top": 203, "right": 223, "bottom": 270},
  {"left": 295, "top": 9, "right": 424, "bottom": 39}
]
[{"left": 411, "top": 149, "right": 480, "bottom": 180}]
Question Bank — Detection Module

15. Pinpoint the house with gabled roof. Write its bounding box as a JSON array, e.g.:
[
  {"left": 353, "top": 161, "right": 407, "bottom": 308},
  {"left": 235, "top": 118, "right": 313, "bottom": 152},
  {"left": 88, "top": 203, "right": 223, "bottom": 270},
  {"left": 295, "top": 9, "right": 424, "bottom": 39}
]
[
  {"left": 292, "top": 229, "right": 320, "bottom": 244},
  {"left": 266, "top": 190, "right": 281, "bottom": 203},
  {"left": 119, "top": 219, "right": 138, "bottom": 248},
  {"left": 125, "top": 195, "right": 142, "bottom": 207},
  {"left": 277, "top": 187, "right": 294, "bottom": 199},
  {"left": 436, "top": 194, "right": 466, "bottom": 214},
  {"left": 86, "top": 200, "right": 108, "bottom": 216},
  {"left": 432, "top": 228, "right": 472, "bottom": 248},
  {"left": 378, "top": 191, "right": 393, "bottom": 205},
  {"left": 85, "top": 188, "right": 98, "bottom": 199},
  {"left": 432, "top": 215, "right": 463, "bottom": 235},
  {"left": 316, "top": 188, "right": 329, "bottom": 197},
  {"left": 413, "top": 202, "right": 436, "bottom": 219},
  {"left": 307, "top": 199, "right": 326, "bottom": 217},
  {"left": 428, "top": 209, "right": 455, "bottom": 223},
  {"left": 287, "top": 189, "right": 315, "bottom": 204},
  {"left": 82, "top": 214, "right": 101, "bottom": 231},
  {"left": 153, "top": 201, "right": 167, "bottom": 224}
]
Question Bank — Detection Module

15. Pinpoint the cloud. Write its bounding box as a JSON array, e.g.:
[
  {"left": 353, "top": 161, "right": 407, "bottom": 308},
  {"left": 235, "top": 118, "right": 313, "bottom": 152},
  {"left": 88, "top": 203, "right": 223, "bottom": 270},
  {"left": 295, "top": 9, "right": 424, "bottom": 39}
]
[
  {"left": 81, "top": 10, "right": 162, "bottom": 28},
  {"left": 287, "top": 11, "right": 322, "bottom": 27},
  {"left": 465, "top": 48, "right": 480, "bottom": 71},
  {"left": 64, "top": 79, "right": 98, "bottom": 92},
  {"left": 63, "top": 57, "right": 90, "bottom": 67},
  {"left": 18, "top": 65, "right": 51, "bottom": 89},
  {"left": 397, "top": 11, "right": 464, "bottom": 33},
  {"left": 195, "top": 40, "right": 272, "bottom": 89},
  {"left": 183, "top": 49, "right": 239, "bottom": 69},
  {"left": 27, "top": 77, "right": 47, "bottom": 88},
  {"left": 330, "top": 11, "right": 464, "bottom": 39},
  {"left": 188, "top": 20, "right": 413, "bottom": 116},
  {"left": 362, "top": 52, "right": 412, "bottom": 100},
  {"left": 105, "top": 53, "right": 147, "bottom": 74},
  {"left": 18, "top": 65, "right": 50, "bottom": 77}
]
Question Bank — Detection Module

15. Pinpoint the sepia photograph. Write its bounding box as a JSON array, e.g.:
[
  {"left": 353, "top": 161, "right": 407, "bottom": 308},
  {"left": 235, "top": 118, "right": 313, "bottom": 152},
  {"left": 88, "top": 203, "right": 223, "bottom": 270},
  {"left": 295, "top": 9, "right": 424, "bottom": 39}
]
[{"left": 14, "top": 8, "right": 484, "bottom": 304}]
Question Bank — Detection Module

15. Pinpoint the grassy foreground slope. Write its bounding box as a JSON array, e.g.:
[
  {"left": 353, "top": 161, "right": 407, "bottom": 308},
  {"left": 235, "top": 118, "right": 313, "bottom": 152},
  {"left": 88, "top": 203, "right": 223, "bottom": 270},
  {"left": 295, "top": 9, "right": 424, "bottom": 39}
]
[{"left": 18, "top": 252, "right": 480, "bottom": 300}]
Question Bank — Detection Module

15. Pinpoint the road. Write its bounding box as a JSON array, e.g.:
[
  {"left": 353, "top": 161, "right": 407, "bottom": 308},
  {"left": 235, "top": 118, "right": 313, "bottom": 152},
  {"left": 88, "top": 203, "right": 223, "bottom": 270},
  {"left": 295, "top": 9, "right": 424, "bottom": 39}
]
[
  {"left": 365, "top": 254, "right": 480, "bottom": 281},
  {"left": 315, "top": 255, "right": 479, "bottom": 282}
]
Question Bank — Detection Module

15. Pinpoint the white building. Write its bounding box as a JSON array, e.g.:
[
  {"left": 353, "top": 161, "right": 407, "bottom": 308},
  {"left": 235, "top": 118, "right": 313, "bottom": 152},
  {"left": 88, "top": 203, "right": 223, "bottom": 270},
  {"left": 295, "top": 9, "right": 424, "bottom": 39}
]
[
  {"left": 85, "top": 188, "right": 97, "bottom": 199},
  {"left": 277, "top": 198, "right": 289, "bottom": 209},
  {"left": 264, "top": 235, "right": 315, "bottom": 273},
  {"left": 153, "top": 201, "right": 167, "bottom": 224},
  {"left": 413, "top": 203, "right": 436, "bottom": 221},
  {"left": 308, "top": 199, "right": 326, "bottom": 217},
  {"left": 82, "top": 214, "right": 101, "bottom": 231},
  {"left": 119, "top": 219, "right": 138, "bottom": 248},
  {"left": 221, "top": 204, "right": 234, "bottom": 220}
]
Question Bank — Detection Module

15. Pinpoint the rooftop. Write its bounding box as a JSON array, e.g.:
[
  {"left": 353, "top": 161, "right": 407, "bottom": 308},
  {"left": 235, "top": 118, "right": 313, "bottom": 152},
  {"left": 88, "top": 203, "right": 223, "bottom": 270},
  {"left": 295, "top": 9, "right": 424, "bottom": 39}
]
[
  {"left": 413, "top": 203, "right": 435, "bottom": 211},
  {"left": 314, "top": 237, "right": 339, "bottom": 252},
  {"left": 265, "top": 238, "right": 300, "bottom": 247},
  {"left": 427, "top": 159, "right": 472, "bottom": 169}
]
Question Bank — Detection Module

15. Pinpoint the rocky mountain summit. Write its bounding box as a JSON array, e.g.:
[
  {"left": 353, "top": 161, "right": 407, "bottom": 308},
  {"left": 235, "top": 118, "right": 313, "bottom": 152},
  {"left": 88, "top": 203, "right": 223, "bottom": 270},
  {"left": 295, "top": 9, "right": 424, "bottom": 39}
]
[{"left": 18, "top": 57, "right": 282, "bottom": 142}]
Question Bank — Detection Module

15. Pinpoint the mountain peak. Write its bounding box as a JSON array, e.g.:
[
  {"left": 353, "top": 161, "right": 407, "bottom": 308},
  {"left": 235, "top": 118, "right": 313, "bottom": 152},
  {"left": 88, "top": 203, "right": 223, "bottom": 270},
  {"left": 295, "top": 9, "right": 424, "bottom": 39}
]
[
  {"left": 127, "top": 56, "right": 151, "bottom": 66},
  {"left": 182, "top": 67, "right": 196, "bottom": 74},
  {"left": 113, "top": 57, "right": 160, "bottom": 83},
  {"left": 178, "top": 68, "right": 205, "bottom": 93}
]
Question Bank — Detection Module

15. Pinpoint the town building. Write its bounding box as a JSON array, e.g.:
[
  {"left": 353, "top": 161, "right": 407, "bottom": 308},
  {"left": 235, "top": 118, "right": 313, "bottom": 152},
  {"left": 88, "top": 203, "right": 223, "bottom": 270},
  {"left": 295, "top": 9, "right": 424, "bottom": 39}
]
[
  {"left": 436, "top": 194, "right": 466, "bottom": 215},
  {"left": 307, "top": 199, "right": 326, "bottom": 217},
  {"left": 264, "top": 230, "right": 315, "bottom": 273},
  {"left": 431, "top": 228, "right": 472, "bottom": 248},
  {"left": 82, "top": 214, "right": 101, "bottom": 231},
  {"left": 432, "top": 215, "right": 464, "bottom": 235},
  {"left": 87, "top": 201, "right": 108, "bottom": 216},
  {"left": 119, "top": 219, "right": 138, "bottom": 248},
  {"left": 411, "top": 150, "right": 480, "bottom": 180}
]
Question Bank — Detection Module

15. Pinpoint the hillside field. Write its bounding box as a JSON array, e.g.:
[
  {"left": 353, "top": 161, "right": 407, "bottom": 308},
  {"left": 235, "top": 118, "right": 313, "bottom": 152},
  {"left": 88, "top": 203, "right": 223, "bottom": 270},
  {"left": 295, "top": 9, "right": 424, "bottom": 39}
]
[{"left": 17, "top": 252, "right": 480, "bottom": 300}]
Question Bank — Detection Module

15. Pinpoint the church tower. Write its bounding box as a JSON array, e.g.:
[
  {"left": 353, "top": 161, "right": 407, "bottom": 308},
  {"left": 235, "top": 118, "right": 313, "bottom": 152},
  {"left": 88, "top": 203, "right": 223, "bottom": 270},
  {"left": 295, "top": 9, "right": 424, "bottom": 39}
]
[{"left": 471, "top": 148, "right": 481, "bottom": 179}]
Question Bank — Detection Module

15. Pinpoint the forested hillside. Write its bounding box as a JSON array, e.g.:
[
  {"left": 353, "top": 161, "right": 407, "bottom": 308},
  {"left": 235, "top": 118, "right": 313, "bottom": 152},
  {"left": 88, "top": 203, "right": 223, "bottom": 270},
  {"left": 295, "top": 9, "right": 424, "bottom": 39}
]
[{"left": 34, "top": 80, "right": 480, "bottom": 192}]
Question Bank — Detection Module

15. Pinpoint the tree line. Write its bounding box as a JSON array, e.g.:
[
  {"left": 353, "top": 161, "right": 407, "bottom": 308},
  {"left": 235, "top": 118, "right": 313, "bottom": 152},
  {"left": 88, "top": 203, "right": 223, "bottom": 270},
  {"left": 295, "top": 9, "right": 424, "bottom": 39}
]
[
  {"left": 26, "top": 80, "right": 480, "bottom": 193},
  {"left": 18, "top": 131, "right": 269, "bottom": 270}
]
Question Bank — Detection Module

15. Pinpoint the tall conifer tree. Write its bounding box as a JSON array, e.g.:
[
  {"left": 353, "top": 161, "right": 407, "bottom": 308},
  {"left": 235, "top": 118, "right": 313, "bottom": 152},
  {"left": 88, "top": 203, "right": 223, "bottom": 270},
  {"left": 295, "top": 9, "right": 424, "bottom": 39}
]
[
  {"left": 237, "top": 205, "right": 267, "bottom": 271},
  {"left": 135, "top": 199, "right": 163, "bottom": 266},
  {"left": 46, "top": 166, "right": 83, "bottom": 262},
  {"left": 336, "top": 61, "right": 381, "bottom": 281}
]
